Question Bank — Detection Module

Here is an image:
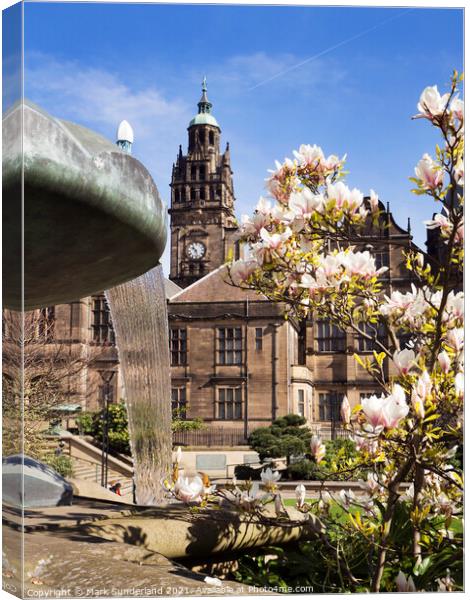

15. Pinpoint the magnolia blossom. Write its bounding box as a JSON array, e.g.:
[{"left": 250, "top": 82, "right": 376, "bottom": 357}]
[
  {"left": 173, "top": 475, "right": 204, "bottom": 504},
  {"left": 380, "top": 285, "right": 428, "bottom": 329},
  {"left": 424, "top": 212, "right": 453, "bottom": 237},
  {"left": 454, "top": 372, "right": 464, "bottom": 398},
  {"left": 454, "top": 157, "right": 464, "bottom": 186},
  {"left": 446, "top": 328, "right": 464, "bottom": 352},
  {"left": 292, "top": 143, "right": 344, "bottom": 176},
  {"left": 415, "top": 370, "right": 432, "bottom": 401},
  {"left": 239, "top": 212, "right": 270, "bottom": 237},
  {"left": 450, "top": 95, "right": 464, "bottom": 122},
  {"left": 396, "top": 571, "right": 417, "bottom": 593},
  {"left": 417, "top": 85, "right": 450, "bottom": 119},
  {"left": 369, "top": 189, "right": 380, "bottom": 213},
  {"left": 228, "top": 259, "right": 258, "bottom": 285},
  {"left": 340, "top": 250, "right": 387, "bottom": 280},
  {"left": 361, "top": 385, "right": 409, "bottom": 431},
  {"left": 412, "top": 389, "right": 425, "bottom": 420},
  {"left": 260, "top": 467, "right": 281, "bottom": 490},
  {"left": 310, "top": 435, "right": 326, "bottom": 463},
  {"left": 288, "top": 188, "right": 324, "bottom": 220},
  {"left": 326, "top": 181, "right": 364, "bottom": 214},
  {"left": 295, "top": 483, "right": 306, "bottom": 508},
  {"left": 336, "top": 489, "right": 357, "bottom": 510},
  {"left": 253, "top": 227, "right": 292, "bottom": 265},
  {"left": 414, "top": 153, "right": 444, "bottom": 190},
  {"left": 340, "top": 395, "right": 351, "bottom": 425},
  {"left": 393, "top": 349, "right": 416, "bottom": 375},
  {"left": 266, "top": 158, "right": 299, "bottom": 203},
  {"left": 360, "top": 472, "right": 380, "bottom": 496},
  {"left": 438, "top": 350, "right": 452, "bottom": 373},
  {"left": 445, "top": 291, "right": 464, "bottom": 322},
  {"left": 175, "top": 446, "right": 182, "bottom": 464},
  {"left": 436, "top": 570, "right": 455, "bottom": 592},
  {"left": 238, "top": 482, "right": 263, "bottom": 511}
]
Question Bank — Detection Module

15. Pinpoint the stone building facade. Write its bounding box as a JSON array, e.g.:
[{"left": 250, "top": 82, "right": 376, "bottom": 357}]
[
  {"left": 167, "top": 82, "right": 417, "bottom": 439},
  {"left": 2, "top": 81, "right": 419, "bottom": 441},
  {"left": 2, "top": 296, "right": 122, "bottom": 417}
]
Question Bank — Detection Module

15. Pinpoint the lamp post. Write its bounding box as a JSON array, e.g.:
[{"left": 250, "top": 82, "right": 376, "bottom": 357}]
[{"left": 98, "top": 369, "right": 115, "bottom": 488}]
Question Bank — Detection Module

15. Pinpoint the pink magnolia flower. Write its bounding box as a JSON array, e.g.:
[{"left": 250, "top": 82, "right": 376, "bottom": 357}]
[
  {"left": 415, "top": 370, "right": 432, "bottom": 400},
  {"left": 255, "top": 196, "right": 273, "bottom": 215},
  {"left": 414, "top": 153, "right": 444, "bottom": 190},
  {"left": 340, "top": 250, "right": 387, "bottom": 279},
  {"left": 417, "top": 85, "right": 450, "bottom": 119},
  {"left": 361, "top": 386, "right": 409, "bottom": 430},
  {"left": 396, "top": 571, "right": 416, "bottom": 593},
  {"left": 310, "top": 435, "right": 326, "bottom": 463},
  {"left": 369, "top": 189, "right": 380, "bottom": 213},
  {"left": 361, "top": 394, "right": 387, "bottom": 429},
  {"left": 174, "top": 475, "right": 204, "bottom": 504},
  {"left": 253, "top": 227, "right": 292, "bottom": 264},
  {"left": 229, "top": 259, "right": 258, "bottom": 285},
  {"left": 454, "top": 157, "right": 464, "bottom": 186},
  {"left": 450, "top": 95, "right": 464, "bottom": 122},
  {"left": 424, "top": 212, "right": 452, "bottom": 236},
  {"left": 288, "top": 188, "right": 324, "bottom": 219},
  {"left": 340, "top": 395, "right": 351, "bottom": 425},
  {"left": 293, "top": 143, "right": 325, "bottom": 167},
  {"left": 239, "top": 212, "right": 270, "bottom": 236},
  {"left": 360, "top": 471, "right": 380, "bottom": 496},
  {"left": 445, "top": 291, "right": 464, "bottom": 322},
  {"left": 412, "top": 389, "right": 425, "bottom": 420},
  {"left": 266, "top": 158, "right": 298, "bottom": 203},
  {"left": 438, "top": 350, "right": 451, "bottom": 373},
  {"left": 446, "top": 328, "right": 464, "bottom": 352},
  {"left": 454, "top": 372, "right": 464, "bottom": 398},
  {"left": 326, "top": 181, "right": 351, "bottom": 210},
  {"left": 393, "top": 349, "right": 416, "bottom": 375},
  {"left": 381, "top": 384, "right": 409, "bottom": 429}
]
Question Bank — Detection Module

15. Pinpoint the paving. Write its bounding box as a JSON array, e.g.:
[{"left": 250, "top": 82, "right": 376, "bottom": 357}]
[{"left": 2, "top": 499, "right": 257, "bottom": 598}]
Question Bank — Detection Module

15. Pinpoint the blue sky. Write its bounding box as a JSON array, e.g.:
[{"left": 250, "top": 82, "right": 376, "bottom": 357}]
[{"left": 18, "top": 2, "right": 463, "bottom": 275}]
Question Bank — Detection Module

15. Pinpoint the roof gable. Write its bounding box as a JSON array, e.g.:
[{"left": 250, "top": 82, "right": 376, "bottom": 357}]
[{"left": 169, "top": 265, "right": 266, "bottom": 303}]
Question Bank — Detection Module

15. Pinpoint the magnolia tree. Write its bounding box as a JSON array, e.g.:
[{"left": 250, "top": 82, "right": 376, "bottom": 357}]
[{"left": 163, "top": 74, "right": 463, "bottom": 593}]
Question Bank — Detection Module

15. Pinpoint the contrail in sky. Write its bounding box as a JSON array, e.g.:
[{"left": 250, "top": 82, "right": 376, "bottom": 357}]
[{"left": 248, "top": 8, "right": 414, "bottom": 91}]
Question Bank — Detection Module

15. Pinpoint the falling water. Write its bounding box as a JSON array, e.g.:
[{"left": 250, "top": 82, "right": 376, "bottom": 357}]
[{"left": 105, "top": 265, "right": 172, "bottom": 505}]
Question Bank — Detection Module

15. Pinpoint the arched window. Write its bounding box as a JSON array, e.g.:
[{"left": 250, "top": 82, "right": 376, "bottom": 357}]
[
  {"left": 190, "top": 188, "right": 196, "bottom": 201},
  {"left": 209, "top": 131, "right": 215, "bottom": 145},
  {"left": 199, "top": 166, "right": 205, "bottom": 181},
  {"left": 191, "top": 165, "right": 197, "bottom": 180},
  {"left": 200, "top": 187, "right": 206, "bottom": 201}
]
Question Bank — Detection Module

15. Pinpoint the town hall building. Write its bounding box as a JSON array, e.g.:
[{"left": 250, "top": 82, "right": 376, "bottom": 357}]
[
  {"left": 166, "top": 81, "right": 417, "bottom": 441},
  {"left": 3, "top": 81, "right": 420, "bottom": 443}
]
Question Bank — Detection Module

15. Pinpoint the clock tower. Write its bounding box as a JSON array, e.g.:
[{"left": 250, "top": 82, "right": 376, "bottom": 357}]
[{"left": 169, "top": 79, "right": 238, "bottom": 288}]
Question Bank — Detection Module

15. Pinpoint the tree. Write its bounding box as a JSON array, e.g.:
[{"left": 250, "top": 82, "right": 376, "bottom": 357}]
[
  {"left": 223, "top": 73, "right": 463, "bottom": 591},
  {"left": 2, "top": 308, "right": 94, "bottom": 460},
  {"left": 249, "top": 414, "right": 312, "bottom": 465}
]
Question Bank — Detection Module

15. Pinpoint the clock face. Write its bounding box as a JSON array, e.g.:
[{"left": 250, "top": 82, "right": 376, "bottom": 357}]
[{"left": 186, "top": 242, "right": 206, "bottom": 260}]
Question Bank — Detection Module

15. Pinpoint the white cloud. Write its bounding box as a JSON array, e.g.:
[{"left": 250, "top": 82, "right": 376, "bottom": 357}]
[
  {"left": 25, "top": 52, "right": 191, "bottom": 142},
  {"left": 206, "top": 50, "right": 346, "bottom": 94},
  {"left": 21, "top": 50, "right": 347, "bottom": 275}
]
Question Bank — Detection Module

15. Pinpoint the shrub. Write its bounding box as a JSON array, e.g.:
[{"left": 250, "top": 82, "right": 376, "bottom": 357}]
[
  {"left": 43, "top": 453, "right": 74, "bottom": 478},
  {"left": 248, "top": 414, "right": 311, "bottom": 464}
]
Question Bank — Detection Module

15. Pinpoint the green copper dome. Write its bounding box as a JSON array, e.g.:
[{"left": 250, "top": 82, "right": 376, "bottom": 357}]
[
  {"left": 188, "top": 77, "right": 220, "bottom": 129},
  {"left": 189, "top": 112, "right": 219, "bottom": 128}
]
